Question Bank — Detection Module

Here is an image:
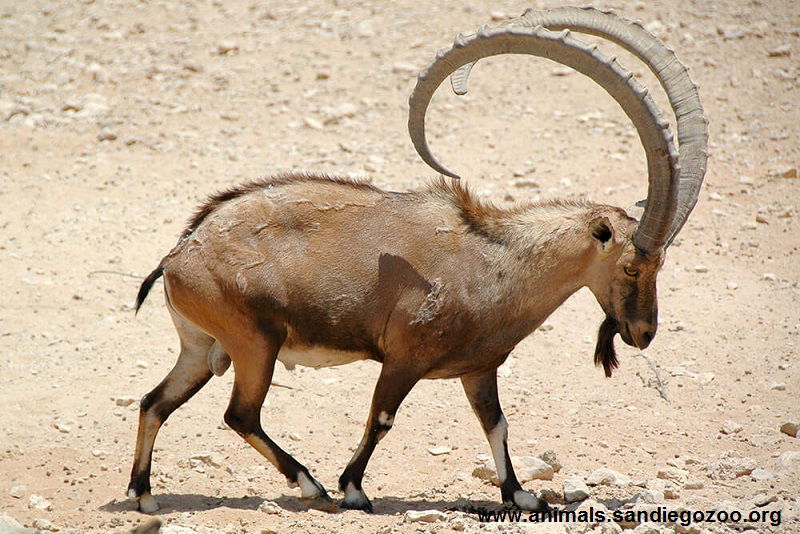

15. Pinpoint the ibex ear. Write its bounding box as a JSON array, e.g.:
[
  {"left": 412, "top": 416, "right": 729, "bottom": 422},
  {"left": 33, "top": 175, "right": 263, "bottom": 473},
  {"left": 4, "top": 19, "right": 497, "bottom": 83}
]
[{"left": 589, "top": 216, "right": 615, "bottom": 254}]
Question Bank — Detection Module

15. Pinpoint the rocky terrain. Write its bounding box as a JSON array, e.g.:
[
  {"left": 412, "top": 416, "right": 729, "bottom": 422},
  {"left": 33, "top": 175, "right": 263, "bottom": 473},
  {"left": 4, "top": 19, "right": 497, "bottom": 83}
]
[{"left": 1, "top": 0, "right": 798, "bottom": 533}]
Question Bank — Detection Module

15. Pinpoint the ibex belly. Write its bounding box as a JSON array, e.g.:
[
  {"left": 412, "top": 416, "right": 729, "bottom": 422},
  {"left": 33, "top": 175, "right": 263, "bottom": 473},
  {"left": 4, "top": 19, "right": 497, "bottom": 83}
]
[{"left": 277, "top": 344, "right": 369, "bottom": 370}]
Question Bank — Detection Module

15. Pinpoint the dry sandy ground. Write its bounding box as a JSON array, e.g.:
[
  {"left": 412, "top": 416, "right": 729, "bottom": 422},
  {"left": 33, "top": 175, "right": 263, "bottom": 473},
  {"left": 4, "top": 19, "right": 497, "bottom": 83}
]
[{"left": 1, "top": 0, "right": 799, "bottom": 533}]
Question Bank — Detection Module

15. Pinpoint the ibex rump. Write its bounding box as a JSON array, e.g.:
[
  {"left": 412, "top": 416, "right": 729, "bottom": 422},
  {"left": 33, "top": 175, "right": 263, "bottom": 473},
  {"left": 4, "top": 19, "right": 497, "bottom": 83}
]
[{"left": 128, "top": 7, "right": 706, "bottom": 514}]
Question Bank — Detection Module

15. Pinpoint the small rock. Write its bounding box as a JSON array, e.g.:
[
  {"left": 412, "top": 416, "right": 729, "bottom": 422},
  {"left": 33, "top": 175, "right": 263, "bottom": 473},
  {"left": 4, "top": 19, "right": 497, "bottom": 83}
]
[
  {"left": 0, "top": 514, "right": 23, "bottom": 527},
  {"left": 708, "top": 450, "right": 757, "bottom": 480},
  {"left": 637, "top": 489, "right": 664, "bottom": 504},
  {"left": 511, "top": 178, "right": 540, "bottom": 188},
  {"left": 427, "top": 446, "right": 452, "bottom": 456},
  {"left": 9, "top": 485, "right": 26, "bottom": 499},
  {"left": 97, "top": 128, "right": 117, "bottom": 142},
  {"left": 750, "top": 468, "right": 776, "bottom": 481},
  {"left": 216, "top": 41, "right": 238, "bottom": 55},
  {"left": 693, "top": 265, "right": 709, "bottom": 273},
  {"left": 774, "top": 451, "right": 800, "bottom": 471},
  {"left": 539, "top": 487, "right": 560, "bottom": 504},
  {"left": 656, "top": 467, "right": 689, "bottom": 485},
  {"left": 537, "top": 450, "right": 562, "bottom": 473},
  {"left": 514, "top": 456, "right": 554, "bottom": 482},
  {"left": 761, "top": 273, "right": 778, "bottom": 282},
  {"left": 304, "top": 117, "right": 323, "bottom": 130},
  {"left": 114, "top": 396, "right": 138, "bottom": 407},
  {"left": 404, "top": 510, "right": 446, "bottom": 523},
  {"left": 780, "top": 421, "right": 799, "bottom": 438},
  {"left": 258, "top": 501, "right": 282, "bottom": 514},
  {"left": 726, "top": 281, "right": 739, "bottom": 290},
  {"left": 587, "top": 467, "right": 630, "bottom": 486},
  {"left": 683, "top": 480, "right": 704, "bottom": 489},
  {"left": 54, "top": 419, "right": 74, "bottom": 433},
  {"left": 756, "top": 214, "right": 769, "bottom": 224},
  {"left": 189, "top": 452, "right": 223, "bottom": 468},
  {"left": 31, "top": 518, "right": 58, "bottom": 531},
  {"left": 28, "top": 494, "right": 52, "bottom": 511},
  {"left": 771, "top": 382, "right": 787, "bottom": 391},
  {"left": 770, "top": 165, "right": 797, "bottom": 178},
  {"left": 721, "top": 420, "right": 743, "bottom": 434},
  {"left": 563, "top": 476, "right": 591, "bottom": 502},
  {"left": 767, "top": 45, "right": 791, "bottom": 57},
  {"left": 752, "top": 493, "right": 777, "bottom": 507},
  {"left": 134, "top": 360, "right": 149, "bottom": 369},
  {"left": 91, "top": 449, "right": 109, "bottom": 459}
]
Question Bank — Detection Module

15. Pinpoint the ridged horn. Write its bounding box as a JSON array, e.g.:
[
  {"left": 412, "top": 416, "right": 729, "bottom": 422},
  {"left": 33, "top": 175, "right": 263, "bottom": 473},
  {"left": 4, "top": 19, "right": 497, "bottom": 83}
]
[
  {"left": 441, "top": 7, "right": 708, "bottom": 247},
  {"left": 408, "top": 25, "right": 679, "bottom": 253}
]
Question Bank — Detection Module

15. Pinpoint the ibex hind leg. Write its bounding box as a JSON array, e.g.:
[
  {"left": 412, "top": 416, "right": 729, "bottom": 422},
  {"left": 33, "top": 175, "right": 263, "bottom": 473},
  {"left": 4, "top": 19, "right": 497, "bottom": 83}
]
[
  {"left": 128, "top": 301, "right": 214, "bottom": 513},
  {"left": 221, "top": 326, "right": 333, "bottom": 509}
]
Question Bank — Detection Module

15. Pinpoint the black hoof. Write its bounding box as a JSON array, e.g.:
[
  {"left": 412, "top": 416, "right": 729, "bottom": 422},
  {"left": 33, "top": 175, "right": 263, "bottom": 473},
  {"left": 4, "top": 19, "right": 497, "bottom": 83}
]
[{"left": 340, "top": 497, "right": 373, "bottom": 513}]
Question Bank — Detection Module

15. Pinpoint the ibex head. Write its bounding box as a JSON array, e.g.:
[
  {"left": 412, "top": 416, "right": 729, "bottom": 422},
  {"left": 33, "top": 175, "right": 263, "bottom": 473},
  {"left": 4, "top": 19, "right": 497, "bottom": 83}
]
[{"left": 406, "top": 7, "right": 708, "bottom": 376}]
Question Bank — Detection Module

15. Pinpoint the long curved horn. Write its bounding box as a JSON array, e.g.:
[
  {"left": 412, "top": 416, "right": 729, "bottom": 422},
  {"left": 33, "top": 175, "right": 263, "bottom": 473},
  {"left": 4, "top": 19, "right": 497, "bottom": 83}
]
[
  {"left": 441, "top": 7, "right": 708, "bottom": 246},
  {"left": 408, "top": 25, "right": 679, "bottom": 253}
]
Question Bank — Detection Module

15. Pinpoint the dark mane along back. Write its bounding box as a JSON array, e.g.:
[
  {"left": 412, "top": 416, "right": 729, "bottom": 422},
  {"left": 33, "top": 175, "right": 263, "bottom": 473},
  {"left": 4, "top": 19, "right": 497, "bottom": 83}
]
[{"left": 180, "top": 172, "right": 380, "bottom": 239}]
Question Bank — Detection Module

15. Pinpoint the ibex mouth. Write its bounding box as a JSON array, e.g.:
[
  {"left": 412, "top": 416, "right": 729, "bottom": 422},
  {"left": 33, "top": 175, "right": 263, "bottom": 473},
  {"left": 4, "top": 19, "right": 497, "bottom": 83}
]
[{"left": 619, "top": 322, "right": 635, "bottom": 347}]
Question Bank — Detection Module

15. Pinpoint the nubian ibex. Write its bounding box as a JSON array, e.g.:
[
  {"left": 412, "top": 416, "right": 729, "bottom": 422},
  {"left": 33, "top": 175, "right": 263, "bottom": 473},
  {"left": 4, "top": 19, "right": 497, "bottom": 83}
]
[{"left": 129, "top": 7, "right": 707, "bottom": 514}]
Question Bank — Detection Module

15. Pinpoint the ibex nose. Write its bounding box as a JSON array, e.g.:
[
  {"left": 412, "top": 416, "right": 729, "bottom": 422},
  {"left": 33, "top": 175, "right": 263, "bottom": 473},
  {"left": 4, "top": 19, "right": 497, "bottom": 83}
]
[{"left": 630, "top": 320, "right": 657, "bottom": 349}]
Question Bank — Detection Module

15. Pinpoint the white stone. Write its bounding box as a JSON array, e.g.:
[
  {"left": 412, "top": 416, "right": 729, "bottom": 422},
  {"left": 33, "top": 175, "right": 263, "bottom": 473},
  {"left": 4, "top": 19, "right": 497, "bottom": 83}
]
[
  {"left": 258, "top": 501, "right": 282, "bottom": 514},
  {"left": 9, "top": 485, "right": 25, "bottom": 498},
  {"left": 404, "top": 509, "right": 446, "bottom": 523},
  {"left": 427, "top": 446, "right": 452, "bottom": 456},
  {"left": 750, "top": 468, "right": 776, "bottom": 481},
  {"left": 586, "top": 467, "right": 630, "bottom": 486},
  {"left": 28, "top": 494, "right": 52, "bottom": 511},
  {"left": 721, "top": 420, "right": 743, "bottom": 434},
  {"left": 708, "top": 450, "right": 757, "bottom": 480},
  {"left": 774, "top": 451, "right": 800, "bottom": 471},
  {"left": 563, "top": 476, "right": 591, "bottom": 502},
  {"left": 656, "top": 467, "right": 689, "bottom": 485},
  {"left": 514, "top": 456, "right": 554, "bottom": 482}
]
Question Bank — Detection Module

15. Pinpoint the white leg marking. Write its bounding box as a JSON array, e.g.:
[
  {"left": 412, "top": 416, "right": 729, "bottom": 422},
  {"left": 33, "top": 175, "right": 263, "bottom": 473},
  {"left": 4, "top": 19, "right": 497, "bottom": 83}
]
[
  {"left": 513, "top": 490, "right": 539, "bottom": 511},
  {"left": 343, "top": 481, "right": 368, "bottom": 508},
  {"left": 377, "top": 411, "right": 394, "bottom": 427},
  {"left": 296, "top": 471, "right": 322, "bottom": 499},
  {"left": 486, "top": 416, "right": 509, "bottom": 485},
  {"left": 138, "top": 493, "right": 160, "bottom": 514}
]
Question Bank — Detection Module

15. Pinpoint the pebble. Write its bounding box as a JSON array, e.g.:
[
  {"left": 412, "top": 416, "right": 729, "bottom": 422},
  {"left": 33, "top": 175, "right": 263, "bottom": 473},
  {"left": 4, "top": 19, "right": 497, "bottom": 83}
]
[
  {"left": 720, "top": 420, "right": 743, "bottom": 434},
  {"left": 656, "top": 467, "right": 689, "bottom": 485},
  {"left": 54, "top": 419, "right": 74, "bottom": 433},
  {"left": 683, "top": 480, "right": 704, "bottom": 489},
  {"left": 750, "top": 468, "right": 776, "bottom": 481},
  {"left": 707, "top": 450, "right": 757, "bottom": 480},
  {"left": 563, "top": 476, "right": 591, "bottom": 502},
  {"left": 28, "top": 494, "right": 52, "bottom": 511},
  {"left": 767, "top": 45, "right": 792, "bottom": 57},
  {"left": 404, "top": 510, "right": 446, "bottom": 523},
  {"left": 216, "top": 41, "right": 238, "bottom": 55},
  {"left": 31, "top": 518, "right": 58, "bottom": 531},
  {"left": 427, "top": 446, "right": 452, "bottom": 456},
  {"left": 586, "top": 467, "right": 630, "bottom": 486},
  {"left": 774, "top": 451, "right": 800, "bottom": 471},
  {"left": 0, "top": 513, "right": 23, "bottom": 527},
  {"left": 134, "top": 360, "right": 149, "bottom": 369},
  {"left": 780, "top": 421, "right": 799, "bottom": 438},
  {"left": 511, "top": 178, "right": 540, "bottom": 188},
  {"left": 770, "top": 382, "right": 787, "bottom": 391},
  {"left": 304, "top": 117, "right": 323, "bottom": 130},
  {"left": 693, "top": 265, "right": 709, "bottom": 273},
  {"left": 514, "top": 456, "right": 554, "bottom": 482},
  {"left": 726, "top": 281, "right": 739, "bottom": 290},
  {"left": 752, "top": 493, "right": 777, "bottom": 507},
  {"left": 9, "top": 486, "right": 25, "bottom": 498},
  {"left": 258, "top": 501, "right": 282, "bottom": 514},
  {"left": 189, "top": 452, "right": 223, "bottom": 468},
  {"left": 537, "top": 449, "right": 562, "bottom": 473},
  {"left": 114, "top": 396, "right": 138, "bottom": 407},
  {"left": 770, "top": 165, "right": 797, "bottom": 178},
  {"left": 761, "top": 273, "right": 777, "bottom": 282}
]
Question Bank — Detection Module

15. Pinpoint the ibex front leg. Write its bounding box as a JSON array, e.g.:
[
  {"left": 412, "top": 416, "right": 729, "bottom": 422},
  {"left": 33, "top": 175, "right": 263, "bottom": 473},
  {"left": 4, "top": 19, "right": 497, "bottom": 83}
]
[
  {"left": 338, "top": 364, "right": 422, "bottom": 512},
  {"left": 461, "top": 370, "right": 548, "bottom": 511}
]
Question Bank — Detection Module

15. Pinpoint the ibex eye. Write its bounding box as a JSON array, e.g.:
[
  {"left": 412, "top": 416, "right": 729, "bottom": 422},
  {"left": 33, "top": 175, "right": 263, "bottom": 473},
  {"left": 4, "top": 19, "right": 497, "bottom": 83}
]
[{"left": 624, "top": 266, "right": 639, "bottom": 278}]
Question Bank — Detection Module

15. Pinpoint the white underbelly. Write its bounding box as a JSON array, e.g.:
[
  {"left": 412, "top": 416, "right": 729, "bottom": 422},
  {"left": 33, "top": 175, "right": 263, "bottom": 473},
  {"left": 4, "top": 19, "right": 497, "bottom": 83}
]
[{"left": 277, "top": 345, "right": 369, "bottom": 370}]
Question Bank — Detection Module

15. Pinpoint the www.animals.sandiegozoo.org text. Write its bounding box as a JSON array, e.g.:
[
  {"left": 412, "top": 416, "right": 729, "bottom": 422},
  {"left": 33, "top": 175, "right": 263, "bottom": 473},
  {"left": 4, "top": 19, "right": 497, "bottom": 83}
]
[{"left": 474, "top": 505, "right": 782, "bottom": 528}]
